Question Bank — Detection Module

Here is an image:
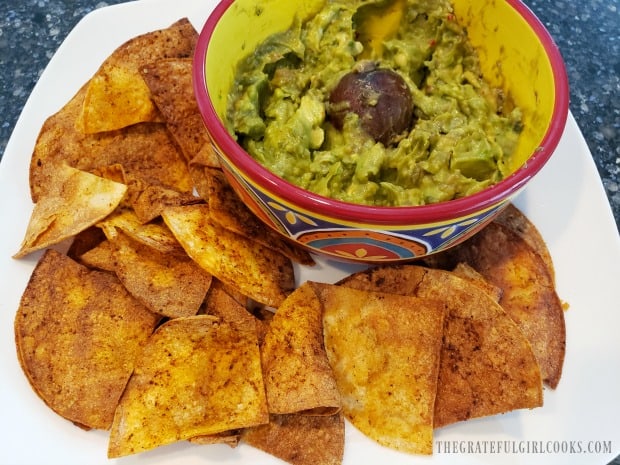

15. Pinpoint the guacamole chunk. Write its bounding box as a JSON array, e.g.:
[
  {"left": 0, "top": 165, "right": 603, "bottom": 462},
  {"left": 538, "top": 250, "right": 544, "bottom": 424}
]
[{"left": 227, "top": 0, "right": 523, "bottom": 206}]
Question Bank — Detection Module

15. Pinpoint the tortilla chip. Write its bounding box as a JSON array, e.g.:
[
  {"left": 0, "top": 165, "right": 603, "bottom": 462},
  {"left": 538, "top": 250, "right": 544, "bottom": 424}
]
[
  {"left": 14, "top": 250, "right": 159, "bottom": 430},
  {"left": 140, "top": 58, "right": 210, "bottom": 162},
  {"left": 97, "top": 208, "right": 185, "bottom": 255},
  {"left": 29, "top": 85, "right": 193, "bottom": 203},
  {"left": 190, "top": 142, "right": 221, "bottom": 168},
  {"left": 450, "top": 262, "right": 502, "bottom": 302},
  {"left": 242, "top": 413, "right": 345, "bottom": 465},
  {"left": 77, "top": 19, "right": 197, "bottom": 133},
  {"left": 110, "top": 230, "right": 212, "bottom": 318},
  {"left": 312, "top": 283, "right": 445, "bottom": 455},
  {"left": 260, "top": 282, "right": 341, "bottom": 415},
  {"left": 126, "top": 176, "right": 202, "bottom": 223},
  {"left": 162, "top": 204, "right": 294, "bottom": 308},
  {"left": 66, "top": 226, "right": 107, "bottom": 260},
  {"left": 202, "top": 167, "right": 315, "bottom": 265},
  {"left": 339, "top": 265, "right": 543, "bottom": 428},
  {"left": 426, "top": 222, "right": 565, "bottom": 388},
  {"left": 77, "top": 239, "right": 117, "bottom": 272},
  {"left": 494, "top": 203, "right": 555, "bottom": 282},
  {"left": 108, "top": 315, "right": 268, "bottom": 457},
  {"left": 188, "top": 431, "right": 241, "bottom": 447},
  {"left": 203, "top": 285, "right": 267, "bottom": 344},
  {"left": 15, "top": 164, "right": 127, "bottom": 258}
]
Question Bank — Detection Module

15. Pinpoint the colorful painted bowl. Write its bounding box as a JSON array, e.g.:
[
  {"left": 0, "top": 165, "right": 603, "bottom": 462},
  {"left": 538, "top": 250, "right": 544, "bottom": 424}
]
[{"left": 193, "top": 0, "right": 569, "bottom": 263}]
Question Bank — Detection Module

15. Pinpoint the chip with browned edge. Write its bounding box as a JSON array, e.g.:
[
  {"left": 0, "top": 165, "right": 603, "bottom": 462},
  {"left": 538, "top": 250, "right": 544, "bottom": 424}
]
[
  {"left": 97, "top": 208, "right": 185, "bottom": 255},
  {"left": 242, "top": 413, "right": 345, "bottom": 465},
  {"left": 108, "top": 315, "right": 268, "bottom": 457},
  {"left": 110, "top": 230, "right": 212, "bottom": 318},
  {"left": 29, "top": 85, "right": 193, "bottom": 203},
  {"left": 162, "top": 204, "right": 294, "bottom": 308},
  {"left": 312, "top": 282, "right": 445, "bottom": 455},
  {"left": 14, "top": 250, "right": 159, "bottom": 430},
  {"left": 425, "top": 221, "right": 565, "bottom": 389},
  {"left": 200, "top": 167, "right": 315, "bottom": 265},
  {"left": 204, "top": 285, "right": 267, "bottom": 344},
  {"left": 140, "top": 58, "right": 210, "bottom": 162},
  {"left": 260, "top": 282, "right": 341, "bottom": 415},
  {"left": 339, "top": 265, "right": 543, "bottom": 428},
  {"left": 77, "top": 19, "right": 197, "bottom": 134},
  {"left": 494, "top": 203, "right": 556, "bottom": 282},
  {"left": 14, "top": 164, "right": 127, "bottom": 258}
]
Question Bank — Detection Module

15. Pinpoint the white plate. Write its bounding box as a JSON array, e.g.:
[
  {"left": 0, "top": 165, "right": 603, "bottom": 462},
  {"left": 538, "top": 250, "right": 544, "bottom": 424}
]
[{"left": 1, "top": 1, "right": 619, "bottom": 464}]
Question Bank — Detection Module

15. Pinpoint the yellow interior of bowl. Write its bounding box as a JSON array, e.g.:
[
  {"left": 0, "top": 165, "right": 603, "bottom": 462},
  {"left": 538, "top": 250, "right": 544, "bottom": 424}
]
[{"left": 206, "top": 0, "right": 556, "bottom": 174}]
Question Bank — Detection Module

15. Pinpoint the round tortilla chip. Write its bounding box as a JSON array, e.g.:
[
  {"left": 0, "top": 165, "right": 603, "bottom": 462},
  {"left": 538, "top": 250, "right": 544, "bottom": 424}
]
[{"left": 14, "top": 250, "right": 160, "bottom": 430}]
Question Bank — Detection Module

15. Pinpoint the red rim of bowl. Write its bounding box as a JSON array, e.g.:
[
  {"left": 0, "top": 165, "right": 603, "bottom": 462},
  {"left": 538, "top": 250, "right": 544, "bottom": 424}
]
[{"left": 193, "top": 0, "right": 569, "bottom": 226}]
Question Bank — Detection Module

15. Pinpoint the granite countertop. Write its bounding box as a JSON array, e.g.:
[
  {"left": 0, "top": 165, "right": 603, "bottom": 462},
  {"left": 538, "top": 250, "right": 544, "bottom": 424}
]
[{"left": 0, "top": 0, "right": 618, "bottom": 464}]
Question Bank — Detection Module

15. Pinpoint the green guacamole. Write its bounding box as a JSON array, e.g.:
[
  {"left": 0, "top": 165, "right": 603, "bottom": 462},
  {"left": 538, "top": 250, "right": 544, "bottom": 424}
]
[{"left": 227, "top": 0, "right": 523, "bottom": 207}]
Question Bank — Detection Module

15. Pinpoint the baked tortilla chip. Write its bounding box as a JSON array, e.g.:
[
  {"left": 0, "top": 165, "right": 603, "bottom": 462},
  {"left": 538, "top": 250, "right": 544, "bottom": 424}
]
[
  {"left": 110, "top": 230, "right": 212, "bottom": 318},
  {"left": 162, "top": 204, "right": 294, "bottom": 308},
  {"left": 140, "top": 58, "right": 210, "bottom": 162},
  {"left": 242, "top": 413, "right": 345, "bottom": 465},
  {"left": 29, "top": 85, "right": 193, "bottom": 203},
  {"left": 108, "top": 315, "right": 268, "bottom": 457},
  {"left": 14, "top": 250, "right": 159, "bottom": 430},
  {"left": 15, "top": 163, "right": 127, "bottom": 258},
  {"left": 204, "top": 285, "right": 266, "bottom": 343},
  {"left": 450, "top": 262, "right": 502, "bottom": 302},
  {"left": 97, "top": 208, "right": 185, "bottom": 255},
  {"left": 339, "top": 265, "right": 543, "bottom": 428},
  {"left": 76, "top": 239, "right": 117, "bottom": 272},
  {"left": 260, "top": 282, "right": 341, "bottom": 415},
  {"left": 201, "top": 167, "right": 315, "bottom": 265},
  {"left": 313, "top": 283, "right": 445, "bottom": 455},
  {"left": 126, "top": 175, "right": 202, "bottom": 223},
  {"left": 495, "top": 203, "right": 555, "bottom": 282},
  {"left": 426, "top": 222, "right": 565, "bottom": 388},
  {"left": 77, "top": 19, "right": 197, "bottom": 133}
]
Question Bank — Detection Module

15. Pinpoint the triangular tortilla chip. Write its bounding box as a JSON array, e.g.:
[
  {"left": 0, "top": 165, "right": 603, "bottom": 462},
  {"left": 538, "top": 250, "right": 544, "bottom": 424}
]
[
  {"left": 108, "top": 315, "right": 268, "bottom": 457},
  {"left": 204, "top": 285, "right": 267, "bottom": 344},
  {"left": 76, "top": 239, "right": 117, "bottom": 272},
  {"left": 200, "top": 167, "right": 315, "bottom": 265},
  {"left": 312, "top": 283, "right": 445, "bottom": 455},
  {"left": 14, "top": 250, "right": 159, "bottom": 430},
  {"left": 425, "top": 221, "right": 565, "bottom": 388},
  {"left": 125, "top": 175, "right": 202, "bottom": 223},
  {"left": 339, "top": 265, "right": 544, "bottom": 428},
  {"left": 260, "top": 282, "right": 341, "bottom": 415},
  {"left": 140, "top": 58, "right": 210, "bottom": 162},
  {"left": 15, "top": 164, "right": 127, "bottom": 258},
  {"left": 77, "top": 19, "right": 197, "bottom": 133},
  {"left": 109, "top": 230, "right": 212, "bottom": 318},
  {"left": 162, "top": 204, "right": 294, "bottom": 308},
  {"left": 494, "top": 203, "right": 555, "bottom": 282},
  {"left": 97, "top": 208, "right": 185, "bottom": 255},
  {"left": 29, "top": 85, "right": 193, "bottom": 203},
  {"left": 242, "top": 413, "right": 345, "bottom": 465}
]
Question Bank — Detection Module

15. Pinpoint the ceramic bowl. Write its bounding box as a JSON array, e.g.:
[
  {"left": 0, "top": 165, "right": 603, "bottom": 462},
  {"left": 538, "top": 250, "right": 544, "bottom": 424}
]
[{"left": 193, "top": 0, "right": 569, "bottom": 263}]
